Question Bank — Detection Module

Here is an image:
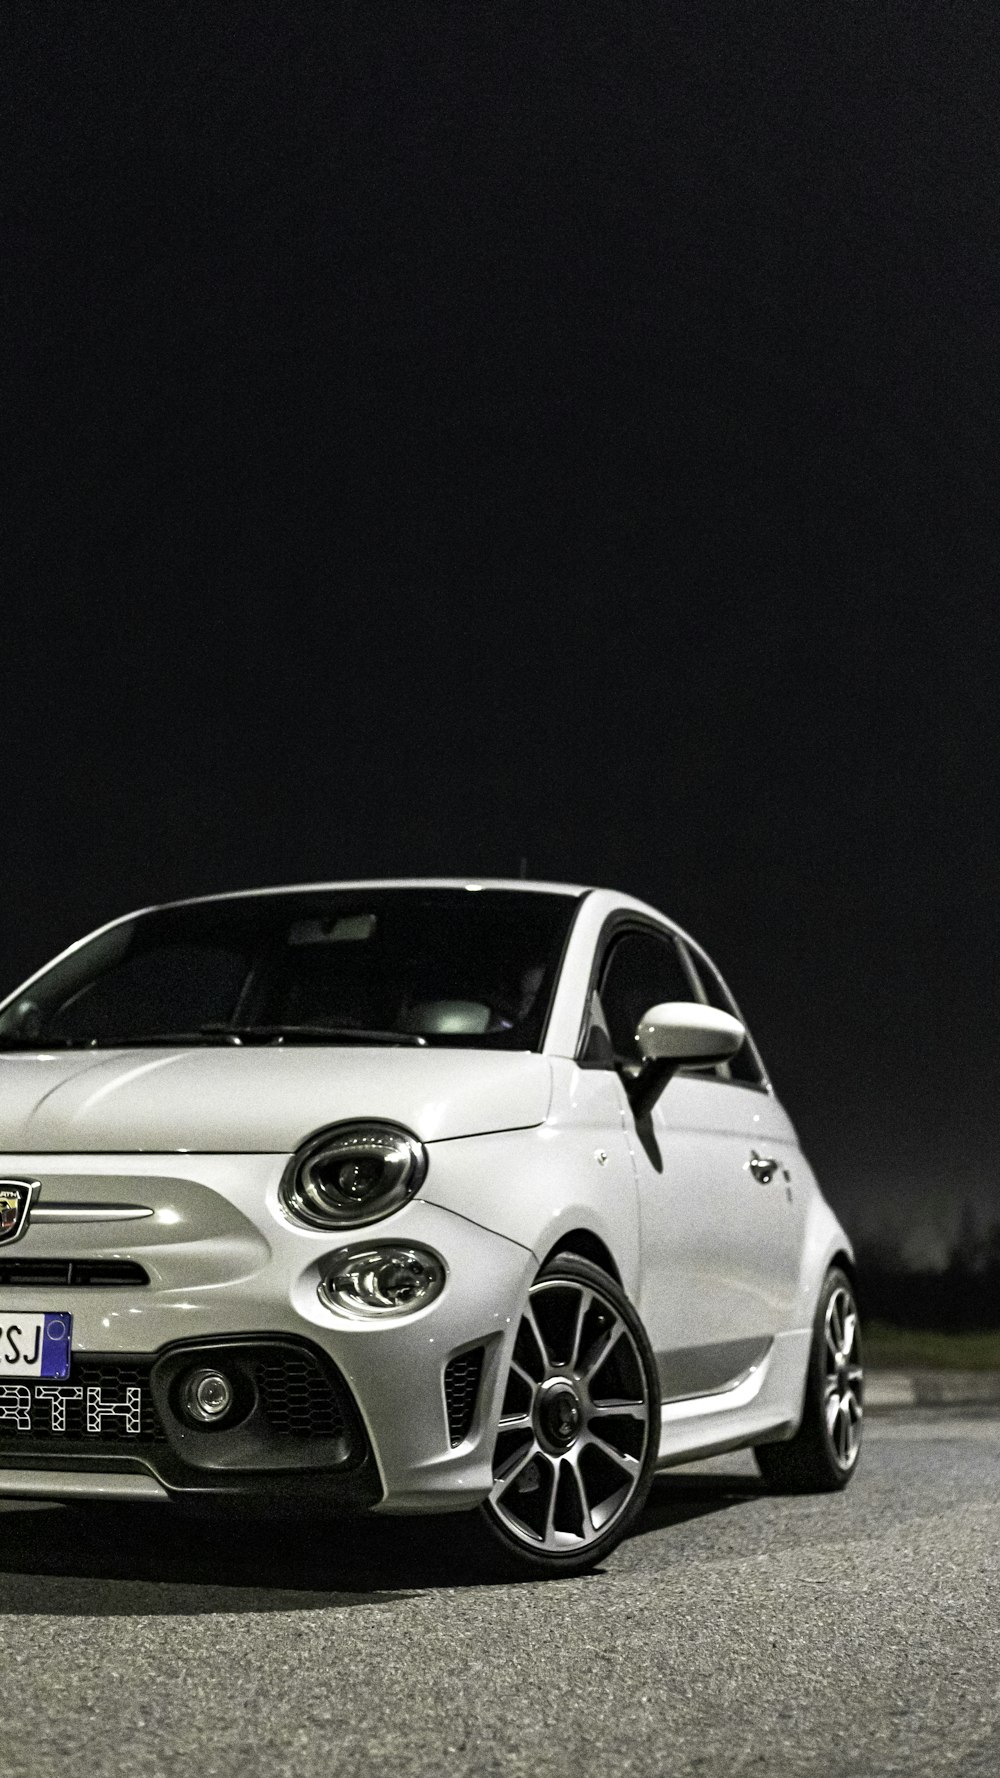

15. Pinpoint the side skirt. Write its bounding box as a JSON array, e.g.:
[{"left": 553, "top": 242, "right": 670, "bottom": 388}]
[{"left": 654, "top": 1328, "right": 811, "bottom": 1469}]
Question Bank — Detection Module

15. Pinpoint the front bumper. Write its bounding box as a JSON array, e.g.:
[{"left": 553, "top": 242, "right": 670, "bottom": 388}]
[
  {"left": 0, "top": 1150, "right": 536, "bottom": 1512},
  {"left": 0, "top": 1333, "right": 384, "bottom": 1513}
]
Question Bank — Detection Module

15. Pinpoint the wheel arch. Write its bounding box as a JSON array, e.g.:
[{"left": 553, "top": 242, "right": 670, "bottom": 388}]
[
  {"left": 539, "top": 1228, "right": 623, "bottom": 1287},
  {"left": 829, "top": 1248, "right": 857, "bottom": 1288}
]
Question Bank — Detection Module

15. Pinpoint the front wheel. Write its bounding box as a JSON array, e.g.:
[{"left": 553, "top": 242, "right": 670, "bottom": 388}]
[
  {"left": 478, "top": 1255, "right": 661, "bottom": 1577},
  {"left": 755, "top": 1266, "right": 864, "bottom": 1492}
]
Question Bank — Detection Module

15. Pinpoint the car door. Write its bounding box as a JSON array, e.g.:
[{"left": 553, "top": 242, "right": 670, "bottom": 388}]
[
  {"left": 678, "top": 934, "right": 807, "bottom": 1342},
  {"left": 589, "top": 921, "right": 802, "bottom": 1403}
]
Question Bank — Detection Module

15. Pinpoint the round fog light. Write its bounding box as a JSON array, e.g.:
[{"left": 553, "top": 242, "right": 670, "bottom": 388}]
[
  {"left": 319, "top": 1245, "right": 446, "bottom": 1318},
  {"left": 182, "top": 1367, "right": 234, "bottom": 1424}
]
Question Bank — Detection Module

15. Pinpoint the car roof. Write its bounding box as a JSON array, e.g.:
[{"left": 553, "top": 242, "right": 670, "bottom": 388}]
[{"left": 153, "top": 877, "right": 594, "bottom": 909}]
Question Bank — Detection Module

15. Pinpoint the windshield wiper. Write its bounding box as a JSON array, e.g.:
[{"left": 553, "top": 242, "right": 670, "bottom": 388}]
[
  {"left": 0, "top": 1032, "right": 238, "bottom": 1050},
  {"left": 0, "top": 1025, "right": 428, "bottom": 1051},
  {"left": 198, "top": 1024, "right": 428, "bottom": 1047},
  {"left": 83, "top": 1025, "right": 428, "bottom": 1048}
]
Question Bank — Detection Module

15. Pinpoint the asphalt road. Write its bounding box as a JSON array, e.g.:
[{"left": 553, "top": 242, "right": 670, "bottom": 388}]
[{"left": 1, "top": 1410, "right": 998, "bottom": 1778}]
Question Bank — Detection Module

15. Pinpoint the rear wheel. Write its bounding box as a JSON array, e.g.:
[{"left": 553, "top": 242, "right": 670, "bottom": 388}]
[
  {"left": 478, "top": 1255, "right": 660, "bottom": 1577},
  {"left": 755, "top": 1266, "right": 863, "bottom": 1492}
]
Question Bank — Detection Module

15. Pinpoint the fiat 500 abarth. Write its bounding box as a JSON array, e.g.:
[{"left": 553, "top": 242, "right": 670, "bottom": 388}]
[{"left": 0, "top": 881, "right": 862, "bottom": 1575}]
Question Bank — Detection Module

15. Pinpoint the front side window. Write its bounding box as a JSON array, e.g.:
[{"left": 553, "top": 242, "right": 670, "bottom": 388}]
[
  {"left": 0, "top": 889, "right": 579, "bottom": 1052},
  {"left": 596, "top": 928, "right": 695, "bottom": 1065}
]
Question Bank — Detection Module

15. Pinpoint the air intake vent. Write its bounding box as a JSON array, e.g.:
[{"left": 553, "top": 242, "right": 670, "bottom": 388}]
[
  {"left": 0, "top": 1259, "right": 150, "bottom": 1287},
  {"left": 444, "top": 1347, "right": 484, "bottom": 1445},
  {"left": 252, "top": 1350, "right": 348, "bottom": 1440}
]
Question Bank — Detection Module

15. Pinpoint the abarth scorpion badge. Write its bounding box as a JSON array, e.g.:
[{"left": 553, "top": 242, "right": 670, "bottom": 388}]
[{"left": 0, "top": 1181, "right": 38, "bottom": 1246}]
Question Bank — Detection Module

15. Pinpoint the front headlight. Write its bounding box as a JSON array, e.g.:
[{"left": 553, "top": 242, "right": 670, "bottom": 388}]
[
  {"left": 319, "top": 1245, "right": 446, "bottom": 1317},
  {"left": 280, "top": 1122, "right": 428, "bottom": 1229}
]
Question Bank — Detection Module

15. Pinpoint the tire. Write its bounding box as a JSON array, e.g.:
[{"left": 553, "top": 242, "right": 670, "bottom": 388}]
[
  {"left": 478, "top": 1254, "right": 661, "bottom": 1578},
  {"left": 755, "top": 1266, "right": 864, "bottom": 1492}
]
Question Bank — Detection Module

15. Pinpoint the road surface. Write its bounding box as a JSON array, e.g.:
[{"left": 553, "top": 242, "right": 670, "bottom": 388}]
[{"left": 0, "top": 1408, "right": 998, "bottom": 1778}]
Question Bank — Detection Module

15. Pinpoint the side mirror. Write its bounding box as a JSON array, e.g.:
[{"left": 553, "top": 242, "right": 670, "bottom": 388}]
[{"left": 628, "top": 1001, "right": 745, "bottom": 1118}]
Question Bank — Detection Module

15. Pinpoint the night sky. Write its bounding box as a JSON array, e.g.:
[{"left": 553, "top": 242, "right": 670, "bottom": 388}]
[{"left": 5, "top": 5, "right": 999, "bottom": 1259}]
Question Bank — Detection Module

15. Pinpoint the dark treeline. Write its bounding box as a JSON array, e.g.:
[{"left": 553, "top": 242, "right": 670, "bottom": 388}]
[{"left": 856, "top": 1211, "right": 1000, "bottom": 1331}]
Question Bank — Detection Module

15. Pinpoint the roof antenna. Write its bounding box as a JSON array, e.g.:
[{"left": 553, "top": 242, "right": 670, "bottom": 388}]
[{"left": 518, "top": 856, "right": 528, "bottom": 878}]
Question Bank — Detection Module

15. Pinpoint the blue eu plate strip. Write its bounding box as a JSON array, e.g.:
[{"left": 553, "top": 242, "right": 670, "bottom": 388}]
[{"left": 40, "top": 1313, "right": 72, "bottom": 1380}]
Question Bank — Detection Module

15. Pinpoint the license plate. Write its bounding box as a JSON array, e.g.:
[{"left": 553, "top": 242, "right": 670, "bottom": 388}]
[{"left": 0, "top": 1312, "right": 72, "bottom": 1379}]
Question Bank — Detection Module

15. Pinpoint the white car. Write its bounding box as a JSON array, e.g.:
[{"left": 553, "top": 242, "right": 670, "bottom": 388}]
[{"left": 0, "top": 880, "right": 862, "bottom": 1575}]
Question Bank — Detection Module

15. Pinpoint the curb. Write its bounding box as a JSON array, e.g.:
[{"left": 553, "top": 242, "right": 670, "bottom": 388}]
[{"left": 865, "top": 1368, "right": 1000, "bottom": 1410}]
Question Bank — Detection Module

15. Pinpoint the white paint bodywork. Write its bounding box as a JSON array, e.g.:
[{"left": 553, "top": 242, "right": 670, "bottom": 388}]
[
  {"left": 0, "top": 879, "right": 853, "bottom": 1509},
  {"left": 0, "top": 1046, "right": 553, "bottom": 1151}
]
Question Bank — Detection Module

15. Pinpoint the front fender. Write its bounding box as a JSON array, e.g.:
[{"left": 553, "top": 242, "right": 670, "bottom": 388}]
[{"left": 421, "top": 1118, "right": 641, "bottom": 1302}]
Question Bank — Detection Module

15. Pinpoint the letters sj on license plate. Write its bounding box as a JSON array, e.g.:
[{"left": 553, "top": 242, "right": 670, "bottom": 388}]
[{"left": 0, "top": 1312, "right": 72, "bottom": 1379}]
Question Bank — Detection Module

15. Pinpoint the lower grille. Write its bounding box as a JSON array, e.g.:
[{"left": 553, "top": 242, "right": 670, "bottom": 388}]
[
  {"left": 0, "top": 1347, "right": 350, "bottom": 1450},
  {"left": 0, "top": 1360, "right": 166, "bottom": 1444},
  {"left": 444, "top": 1347, "right": 484, "bottom": 1445}
]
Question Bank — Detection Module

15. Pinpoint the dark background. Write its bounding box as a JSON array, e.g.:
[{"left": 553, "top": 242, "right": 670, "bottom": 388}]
[{"left": 4, "top": 4, "right": 998, "bottom": 1264}]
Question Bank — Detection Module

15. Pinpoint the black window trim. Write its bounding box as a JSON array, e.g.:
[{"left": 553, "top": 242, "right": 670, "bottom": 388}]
[{"left": 575, "top": 909, "right": 772, "bottom": 1094}]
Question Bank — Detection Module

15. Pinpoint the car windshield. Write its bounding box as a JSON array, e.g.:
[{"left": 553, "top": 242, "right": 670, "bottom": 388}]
[{"left": 0, "top": 888, "right": 580, "bottom": 1052}]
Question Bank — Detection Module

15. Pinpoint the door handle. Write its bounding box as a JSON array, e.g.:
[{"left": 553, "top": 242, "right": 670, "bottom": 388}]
[{"left": 746, "top": 1150, "right": 780, "bottom": 1184}]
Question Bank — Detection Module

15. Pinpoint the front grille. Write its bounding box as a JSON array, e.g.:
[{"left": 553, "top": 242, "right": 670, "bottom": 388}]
[
  {"left": 444, "top": 1347, "right": 484, "bottom": 1445},
  {"left": 0, "top": 1258, "right": 150, "bottom": 1288},
  {"left": 0, "top": 1348, "right": 350, "bottom": 1449},
  {"left": 0, "top": 1360, "right": 166, "bottom": 1444},
  {"left": 252, "top": 1350, "right": 348, "bottom": 1440}
]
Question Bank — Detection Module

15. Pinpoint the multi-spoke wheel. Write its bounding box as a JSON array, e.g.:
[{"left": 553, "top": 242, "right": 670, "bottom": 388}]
[
  {"left": 823, "top": 1281, "right": 863, "bottom": 1469},
  {"left": 755, "top": 1266, "right": 864, "bottom": 1492},
  {"left": 479, "top": 1255, "right": 660, "bottom": 1576}
]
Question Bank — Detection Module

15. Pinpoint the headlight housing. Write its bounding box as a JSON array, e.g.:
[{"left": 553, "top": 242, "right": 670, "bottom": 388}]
[
  {"left": 319, "top": 1245, "right": 446, "bottom": 1318},
  {"left": 281, "top": 1122, "right": 428, "bottom": 1230}
]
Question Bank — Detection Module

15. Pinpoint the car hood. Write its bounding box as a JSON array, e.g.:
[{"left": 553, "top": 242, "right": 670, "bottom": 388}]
[{"left": 0, "top": 1047, "right": 553, "bottom": 1153}]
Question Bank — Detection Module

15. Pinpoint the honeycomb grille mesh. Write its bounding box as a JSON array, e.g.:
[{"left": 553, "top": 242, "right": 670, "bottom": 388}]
[
  {"left": 444, "top": 1347, "right": 484, "bottom": 1445},
  {"left": 252, "top": 1351, "right": 347, "bottom": 1440}
]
